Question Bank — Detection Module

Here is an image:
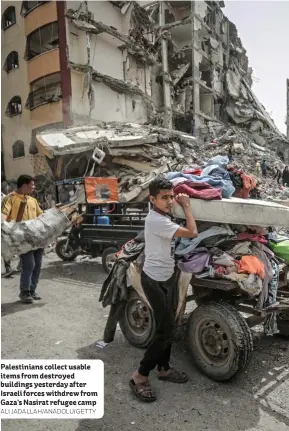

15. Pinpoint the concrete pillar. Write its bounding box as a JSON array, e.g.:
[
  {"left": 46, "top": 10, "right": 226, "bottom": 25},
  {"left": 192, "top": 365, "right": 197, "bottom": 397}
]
[
  {"left": 191, "top": 1, "right": 200, "bottom": 136},
  {"left": 286, "top": 78, "right": 289, "bottom": 139},
  {"left": 159, "top": 1, "right": 172, "bottom": 129}
]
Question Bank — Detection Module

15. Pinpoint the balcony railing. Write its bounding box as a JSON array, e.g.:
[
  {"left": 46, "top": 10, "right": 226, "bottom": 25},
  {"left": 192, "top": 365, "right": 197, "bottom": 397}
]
[
  {"left": 25, "top": 82, "right": 62, "bottom": 110},
  {"left": 21, "top": 1, "right": 47, "bottom": 17}
]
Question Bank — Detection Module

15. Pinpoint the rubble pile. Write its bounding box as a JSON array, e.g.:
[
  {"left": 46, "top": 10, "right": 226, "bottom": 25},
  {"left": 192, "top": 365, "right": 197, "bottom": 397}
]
[
  {"left": 94, "top": 122, "right": 287, "bottom": 202},
  {"left": 36, "top": 121, "right": 288, "bottom": 203}
]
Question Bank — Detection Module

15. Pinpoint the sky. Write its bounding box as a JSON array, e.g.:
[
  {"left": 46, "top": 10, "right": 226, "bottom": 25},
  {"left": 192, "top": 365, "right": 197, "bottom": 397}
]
[{"left": 224, "top": 1, "right": 289, "bottom": 135}]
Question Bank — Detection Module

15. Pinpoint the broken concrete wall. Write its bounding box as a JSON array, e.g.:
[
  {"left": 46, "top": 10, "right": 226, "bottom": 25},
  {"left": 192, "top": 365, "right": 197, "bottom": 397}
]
[
  {"left": 66, "top": 1, "right": 154, "bottom": 126},
  {"left": 148, "top": 0, "right": 288, "bottom": 161}
]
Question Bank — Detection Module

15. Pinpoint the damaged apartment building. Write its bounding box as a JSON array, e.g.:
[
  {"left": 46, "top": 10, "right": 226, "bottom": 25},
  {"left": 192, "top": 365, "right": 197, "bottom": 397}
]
[{"left": 1, "top": 1, "right": 289, "bottom": 188}]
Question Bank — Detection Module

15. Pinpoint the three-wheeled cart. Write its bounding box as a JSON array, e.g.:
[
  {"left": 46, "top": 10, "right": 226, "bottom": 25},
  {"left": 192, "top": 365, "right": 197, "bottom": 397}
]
[{"left": 118, "top": 263, "right": 289, "bottom": 381}]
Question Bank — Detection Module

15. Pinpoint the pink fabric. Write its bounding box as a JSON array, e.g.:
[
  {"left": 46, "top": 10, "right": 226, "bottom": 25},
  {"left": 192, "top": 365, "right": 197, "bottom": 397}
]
[
  {"left": 236, "top": 232, "right": 268, "bottom": 244},
  {"left": 170, "top": 177, "right": 187, "bottom": 187},
  {"left": 174, "top": 181, "right": 222, "bottom": 200}
]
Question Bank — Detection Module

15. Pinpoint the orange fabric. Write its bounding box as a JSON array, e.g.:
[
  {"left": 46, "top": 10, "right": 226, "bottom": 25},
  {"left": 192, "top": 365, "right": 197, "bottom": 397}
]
[
  {"left": 84, "top": 177, "right": 118, "bottom": 203},
  {"left": 237, "top": 255, "right": 265, "bottom": 279},
  {"left": 234, "top": 174, "right": 257, "bottom": 199}
]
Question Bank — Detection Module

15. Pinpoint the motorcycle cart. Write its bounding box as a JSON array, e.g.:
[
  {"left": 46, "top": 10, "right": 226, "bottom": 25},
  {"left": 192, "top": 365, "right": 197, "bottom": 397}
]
[
  {"left": 55, "top": 177, "right": 149, "bottom": 273},
  {"left": 115, "top": 261, "right": 289, "bottom": 382}
]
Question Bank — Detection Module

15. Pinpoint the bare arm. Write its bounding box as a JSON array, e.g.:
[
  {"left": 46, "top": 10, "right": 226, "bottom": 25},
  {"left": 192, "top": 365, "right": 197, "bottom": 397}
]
[
  {"left": 1, "top": 213, "right": 8, "bottom": 221},
  {"left": 174, "top": 195, "right": 198, "bottom": 238}
]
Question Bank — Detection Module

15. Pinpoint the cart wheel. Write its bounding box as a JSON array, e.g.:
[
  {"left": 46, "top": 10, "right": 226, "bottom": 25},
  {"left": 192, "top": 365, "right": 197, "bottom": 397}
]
[
  {"left": 277, "top": 312, "right": 289, "bottom": 337},
  {"left": 188, "top": 301, "right": 253, "bottom": 381},
  {"left": 102, "top": 247, "right": 118, "bottom": 274},
  {"left": 55, "top": 238, "right": 78, "bottom": 262},
  {"left": 119, "top": 289, "right": 156, "bottom": 349}
]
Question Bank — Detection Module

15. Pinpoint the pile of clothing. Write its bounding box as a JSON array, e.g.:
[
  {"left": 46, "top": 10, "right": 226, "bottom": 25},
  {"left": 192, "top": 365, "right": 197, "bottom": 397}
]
[
  {"left": 167, "top": 155, "right": 257, "bottom": 201},
  {"left": 175, "top": 222, "right": 287, "bottom": 335}
]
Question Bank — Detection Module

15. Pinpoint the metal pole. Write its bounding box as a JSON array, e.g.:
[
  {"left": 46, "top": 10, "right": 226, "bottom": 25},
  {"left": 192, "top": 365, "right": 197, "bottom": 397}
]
[{"left": 159, "top": 1, "right": 172, "bottom": 128}]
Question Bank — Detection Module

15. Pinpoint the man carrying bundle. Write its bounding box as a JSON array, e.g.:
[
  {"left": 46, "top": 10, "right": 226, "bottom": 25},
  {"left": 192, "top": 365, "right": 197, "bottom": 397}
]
[{"left": 1, "top": 175, "right": 43, "bottom": 303}]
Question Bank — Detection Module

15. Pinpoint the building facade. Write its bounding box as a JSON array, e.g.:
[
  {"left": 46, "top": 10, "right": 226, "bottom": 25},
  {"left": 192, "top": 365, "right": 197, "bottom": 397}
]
[{"left": 1, "top": 1, "right": 153, "bottom": 182}]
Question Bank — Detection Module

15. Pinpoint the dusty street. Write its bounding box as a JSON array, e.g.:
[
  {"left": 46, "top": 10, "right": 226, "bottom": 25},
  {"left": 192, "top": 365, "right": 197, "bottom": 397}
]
[{"left": 1, "top": 253, "right": 289, "bottom": 431}]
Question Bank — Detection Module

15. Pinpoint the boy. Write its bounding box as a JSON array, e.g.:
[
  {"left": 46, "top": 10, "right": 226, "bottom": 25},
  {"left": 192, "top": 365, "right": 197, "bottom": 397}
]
[{"left": 130, "top": 177, "right": 198, "bottom": 402}]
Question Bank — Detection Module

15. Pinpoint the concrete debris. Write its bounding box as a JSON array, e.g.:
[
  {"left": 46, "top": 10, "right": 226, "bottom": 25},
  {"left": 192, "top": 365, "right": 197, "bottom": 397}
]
[{"left": 233, "top": 143, "right": 244, "bottom": 153}]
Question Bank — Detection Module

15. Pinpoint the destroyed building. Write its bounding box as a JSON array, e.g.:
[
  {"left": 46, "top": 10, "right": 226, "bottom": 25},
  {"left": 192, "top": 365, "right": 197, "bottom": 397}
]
[
  {"left": 286, "top": 78, "right": 289, "bottom": 141},
  {"left": 2, "top": 1, "right": 289, "bottom": 193}
]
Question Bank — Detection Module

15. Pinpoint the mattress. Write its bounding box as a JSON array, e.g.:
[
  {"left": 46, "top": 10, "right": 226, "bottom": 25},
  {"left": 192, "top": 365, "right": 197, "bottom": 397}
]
[{"left": 172, "top": 197, "right": 289, "bottom": 228}]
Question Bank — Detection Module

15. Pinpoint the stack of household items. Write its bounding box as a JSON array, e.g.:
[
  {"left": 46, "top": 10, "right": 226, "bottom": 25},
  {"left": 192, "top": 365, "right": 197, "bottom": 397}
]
[{"left": 100, "top": 154, "right": 289, "bottom": 341}]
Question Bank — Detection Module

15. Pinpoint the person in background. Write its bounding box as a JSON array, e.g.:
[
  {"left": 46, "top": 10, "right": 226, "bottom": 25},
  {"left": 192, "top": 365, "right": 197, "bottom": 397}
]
[
  {"left": 273, "top": 166, "right": 282, "bottom": 184},
  {"left": 261, "top": 159, "right": 267, "bottom": 177},
  {"left": 1, "top": 175, "right": 44, "bottom": 303},
  {"left": 282, "top": 166, "right": 289, "bottom": 187},
  {"left": 228, "top": 144, "right": 233, "bottom": 162},
  {"left": 255, "top": 161, "right": 261, "bottom": 176},
  {"left": 130, "top": 177, "right": 198, "bottom": 402}
]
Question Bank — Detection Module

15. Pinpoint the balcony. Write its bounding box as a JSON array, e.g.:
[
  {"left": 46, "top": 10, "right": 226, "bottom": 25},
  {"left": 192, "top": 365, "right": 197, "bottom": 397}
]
[
  {"left": 25, "top": 72, "right": 63, "bottom": 127},
  {"left": 25, "top": 73, "right": 62, "bottom": 111},
  {"left": 27, "top": 48, "right": 60, "bottom": 83},
  {"left": 21, "top": 1, "right": 47, "bottom": 17},
  {"left": 24, "top": 1, "right": 57, "bottom": 36}
]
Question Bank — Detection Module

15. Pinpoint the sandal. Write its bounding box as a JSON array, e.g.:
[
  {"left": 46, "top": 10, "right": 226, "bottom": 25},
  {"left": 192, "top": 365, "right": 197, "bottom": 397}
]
[
  {"left": 157, "top": 367, "right": 188, "bottom": 383},
  {"left": 129, "top": 379, "right": 157, "bottom": 402}
]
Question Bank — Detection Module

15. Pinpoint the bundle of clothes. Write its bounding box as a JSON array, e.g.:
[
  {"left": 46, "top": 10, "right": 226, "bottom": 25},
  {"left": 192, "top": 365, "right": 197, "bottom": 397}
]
[{"left": 167, "top": 155, "right": 258, "bottom": 201}]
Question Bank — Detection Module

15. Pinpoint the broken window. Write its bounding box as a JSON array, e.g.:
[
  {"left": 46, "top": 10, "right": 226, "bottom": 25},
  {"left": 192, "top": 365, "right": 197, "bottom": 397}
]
[
  {"left": 25, "top": 73, "right": 62, "bottom": 110},
  {"left": 6, "top": 96, "right": 22, "bottom": 117},
  {"left": 2, "top": 6, "right": 16, "bottom": 30},
  {"left": 21, "top": 1, "right": 47, "bottom": 17},
  {"left": 3, "top": 51, "right": 19, "bottom": 73},
  {"left": 200, "top": 70, "right": 212, "bottom": 88},
  {"left": 12, "top": 141, "right": 25, "bottom": 159},
  {"left": 25, "top": 22, "right": 59, "bottom": 61},
  {"left": 165, "top": 9, "right": 175, "bottom": 24}
]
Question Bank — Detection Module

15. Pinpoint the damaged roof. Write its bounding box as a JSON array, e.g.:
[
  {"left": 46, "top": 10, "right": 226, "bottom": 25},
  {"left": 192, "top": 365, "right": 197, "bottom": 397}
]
[{"left": 35, "top": 122, "right": 196, "bottom": 158}]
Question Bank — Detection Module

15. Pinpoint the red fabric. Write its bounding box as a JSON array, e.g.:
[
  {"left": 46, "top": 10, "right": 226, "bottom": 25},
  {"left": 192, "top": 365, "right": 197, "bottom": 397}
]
[
  {"left": 236, "top": 232, "right": 268, "bottom": 244},
  {"left": 174, "top": 181, "right": 222, "bottom": 200},
  {"left": 234, "top": 173, "right": 257, "bottom": 199},
  {"left": 183, "top": 168, "right": 202, "bottom": 176}
]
